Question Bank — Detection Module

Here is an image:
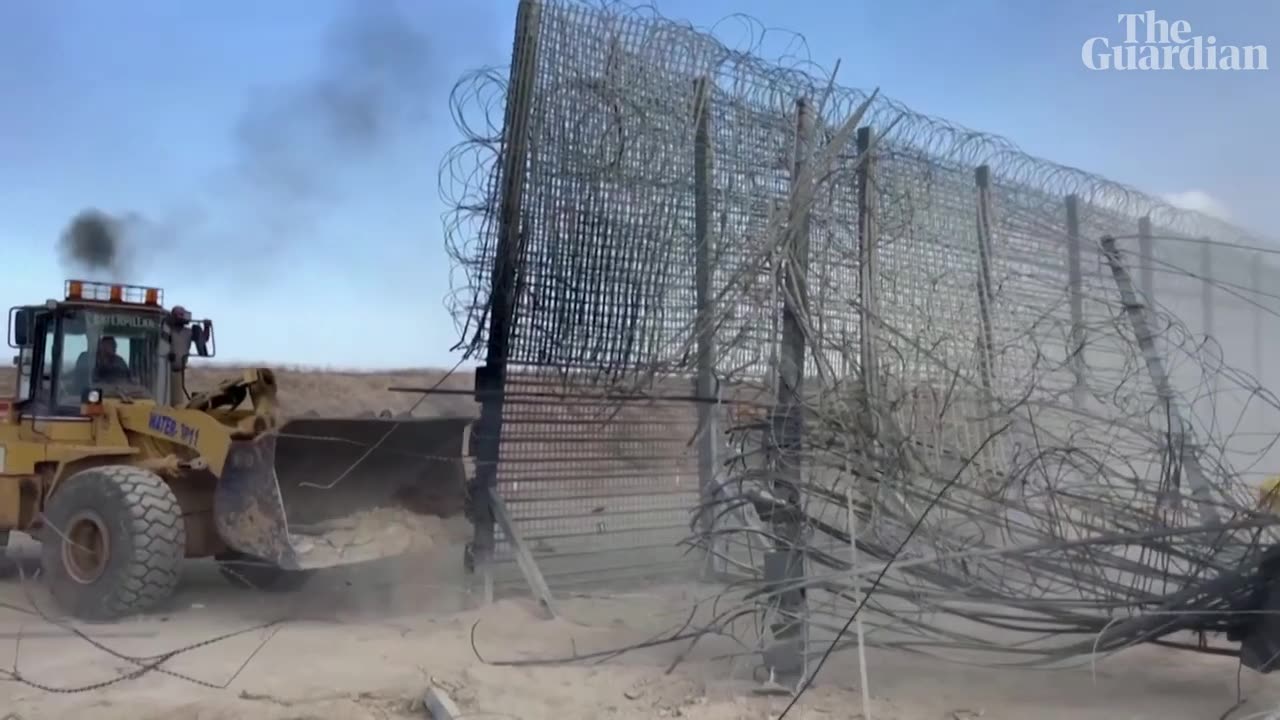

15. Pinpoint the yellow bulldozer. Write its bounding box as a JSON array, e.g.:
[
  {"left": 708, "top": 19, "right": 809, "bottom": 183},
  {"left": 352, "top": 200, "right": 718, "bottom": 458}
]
[{"left": 0, "top": 279, "right": 473, "bottom": 620}]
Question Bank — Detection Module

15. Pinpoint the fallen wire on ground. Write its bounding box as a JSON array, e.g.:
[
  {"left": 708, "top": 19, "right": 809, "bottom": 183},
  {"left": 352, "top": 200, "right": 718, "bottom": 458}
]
[{"left": 0, "top": 552, "right": 286, "bottom": 694}]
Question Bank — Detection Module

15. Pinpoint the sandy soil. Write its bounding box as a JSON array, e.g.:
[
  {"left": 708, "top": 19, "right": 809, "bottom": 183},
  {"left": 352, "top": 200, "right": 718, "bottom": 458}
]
[
  {"left": 2, "top": 534, "right": 1279, "bottom": 720},
  {"left": 291, "top": 510, "right": 472, "bottom": 568},
  {"left": 2, "top": 367, "right": 1280, "bottom": 717}
]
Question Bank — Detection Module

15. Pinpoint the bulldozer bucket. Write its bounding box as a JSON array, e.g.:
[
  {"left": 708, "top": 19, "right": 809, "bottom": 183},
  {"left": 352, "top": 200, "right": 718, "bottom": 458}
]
[{"left": 213, "top": 416, "right": 474, "bottom": 571}]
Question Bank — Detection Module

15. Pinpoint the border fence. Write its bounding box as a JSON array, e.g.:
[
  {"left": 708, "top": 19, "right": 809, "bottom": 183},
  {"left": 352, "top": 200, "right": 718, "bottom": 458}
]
[{"left": 442, "top": 0, "right": 1280, "bottom": 666}]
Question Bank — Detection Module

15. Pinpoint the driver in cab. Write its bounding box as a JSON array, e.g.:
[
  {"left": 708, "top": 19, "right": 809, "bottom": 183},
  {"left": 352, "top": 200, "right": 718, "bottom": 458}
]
[{"left": 75, "top": 336, "right": 132, "bottom": 386}]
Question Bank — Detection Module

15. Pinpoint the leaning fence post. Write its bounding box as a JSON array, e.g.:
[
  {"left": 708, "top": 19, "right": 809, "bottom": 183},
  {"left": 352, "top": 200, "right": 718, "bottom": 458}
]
[
  {"left": 691, "top": 76, "right": 719, "bottom": 574},
  {"left": 1064, "top": 194, "right": 1086, "bottom": 408},
  {"left": 469, "top": 0, "right": 542, "bottom": 607},
  {"left": 1136, "top": 215, "right": 1160, "bottom": 361},
  {"left": 1100, "top": 235, "right": 1221, "bottom": 531},
  {"left": 763, "top": 96, "right": 813, "bottom": 686}
]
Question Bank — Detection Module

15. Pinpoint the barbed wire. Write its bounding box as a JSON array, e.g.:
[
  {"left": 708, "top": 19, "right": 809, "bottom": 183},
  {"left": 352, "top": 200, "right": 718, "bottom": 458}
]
[
  {"left": 437, "top": 0, "right": 1280, "bottom": 689},
  {"left": 439, "top": 0, "right": 1278, "bottom": 363}
]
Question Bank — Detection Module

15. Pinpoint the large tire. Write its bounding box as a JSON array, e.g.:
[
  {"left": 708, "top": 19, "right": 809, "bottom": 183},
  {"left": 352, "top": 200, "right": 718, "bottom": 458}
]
[
  {"left": 216, "top": 551, "right": 313, "bottom": 592},
  {"left": 41, "top": 465, "right": 186, "bottom": 620}
]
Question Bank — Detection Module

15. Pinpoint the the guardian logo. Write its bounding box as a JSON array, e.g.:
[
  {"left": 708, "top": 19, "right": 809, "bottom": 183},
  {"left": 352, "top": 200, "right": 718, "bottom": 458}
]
[{"left": 1082, "top": 11, "right": 1268, "bottom": 71}]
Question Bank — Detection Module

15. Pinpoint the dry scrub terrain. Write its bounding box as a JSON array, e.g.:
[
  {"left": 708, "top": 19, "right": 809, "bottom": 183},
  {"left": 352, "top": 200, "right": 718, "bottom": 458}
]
[
  {"left": 186, "top": 363, "right": 479, "bottom": 419},
  {"left": 0, "top": 363, "right": 480, "bottom": 419}
]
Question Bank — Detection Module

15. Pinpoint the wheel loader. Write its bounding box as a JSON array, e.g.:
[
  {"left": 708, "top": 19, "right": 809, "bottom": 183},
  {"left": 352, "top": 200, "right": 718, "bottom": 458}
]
[{"left": 0, "top": 279, "right": 473, "bottom": 620}]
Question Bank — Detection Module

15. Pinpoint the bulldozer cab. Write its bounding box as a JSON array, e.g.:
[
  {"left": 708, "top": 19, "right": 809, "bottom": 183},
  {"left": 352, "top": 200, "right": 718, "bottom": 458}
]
[{"left": 7, "top": 280, "right": 213, "bottom": 413}]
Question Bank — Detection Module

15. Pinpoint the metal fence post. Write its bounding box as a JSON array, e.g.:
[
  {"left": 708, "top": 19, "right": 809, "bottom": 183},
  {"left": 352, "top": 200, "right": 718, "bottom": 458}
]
[
  {"left": 692, "top": 76, "right": 719, "bottom": 572},
  {"left": 469, "top": 0, "right": 541, "bottom": 605},
  {"left": 763, "top": 96, "right": 813, "bottom": 685},
  {"left": 1200, "top": 238, "right": 1216, "bottom": 397},
  {"left": 973, "top": 165, "right": 997, "bottom": 401},
  {"left": 1253, "top": 253, "right": 1264, "bottom": 384},
  {"left": 1200, "top": 238, "right": 1215, "bottom": 341},
  {"left": 1065, "top": 194, "right": 1086, "bottom": 408},
  {"left": 1100, "top": 235, "right": 1221, "bottom": 530},
  {"left": 856, "top": 126, "right": 881, "bottom": 409},
  {"left": 1138, "top": 216, "right": 1155, "bottom": 302}
]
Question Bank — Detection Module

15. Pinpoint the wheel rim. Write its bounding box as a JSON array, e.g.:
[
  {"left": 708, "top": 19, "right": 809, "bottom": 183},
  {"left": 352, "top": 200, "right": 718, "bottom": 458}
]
[{"left": 62, "top": 511, "right": 110, "bottom": 584}]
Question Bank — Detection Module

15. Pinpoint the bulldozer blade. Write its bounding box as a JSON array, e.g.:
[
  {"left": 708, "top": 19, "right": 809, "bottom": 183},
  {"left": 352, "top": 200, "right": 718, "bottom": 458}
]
[
  {"left": 214, "top": 416, "right": 473, "bottom": 571},
  {"left": 215, "top": 432, "right": 296, "bottom": 568}
]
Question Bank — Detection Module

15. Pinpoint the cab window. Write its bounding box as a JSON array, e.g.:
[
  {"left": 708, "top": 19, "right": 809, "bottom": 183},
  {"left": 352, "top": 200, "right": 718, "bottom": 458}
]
[
  {"left": 58, "top": 309, "right": 167, "bottom": 408},
  {"left": 11, "top": 310, "right": 55, "bottom": 413},
  {"left": 40, "top": 320, "right": 55, "bottom": 400}
]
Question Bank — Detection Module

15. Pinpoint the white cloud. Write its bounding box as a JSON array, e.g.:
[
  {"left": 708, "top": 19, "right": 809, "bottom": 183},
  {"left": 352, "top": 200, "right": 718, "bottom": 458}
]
[{"left": 1161, "top": 190, "right": 1233, "bottom": 222}]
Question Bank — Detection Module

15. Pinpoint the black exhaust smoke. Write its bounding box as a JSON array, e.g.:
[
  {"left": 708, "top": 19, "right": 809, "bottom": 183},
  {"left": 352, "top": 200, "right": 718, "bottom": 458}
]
[{"left": 57, "top": 208, "right": 140, "bottom": 281}]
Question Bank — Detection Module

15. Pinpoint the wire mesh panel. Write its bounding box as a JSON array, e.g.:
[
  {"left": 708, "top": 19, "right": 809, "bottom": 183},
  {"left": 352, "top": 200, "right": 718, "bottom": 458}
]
[{"left": 491, "top": 371, "right": 701, "bottom": 585}]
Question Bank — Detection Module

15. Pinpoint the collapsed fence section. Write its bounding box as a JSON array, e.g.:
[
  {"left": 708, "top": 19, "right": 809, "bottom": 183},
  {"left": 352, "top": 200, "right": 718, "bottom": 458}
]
[{"left": 443, "top": 0, "right": 1280, "bottom": 672}]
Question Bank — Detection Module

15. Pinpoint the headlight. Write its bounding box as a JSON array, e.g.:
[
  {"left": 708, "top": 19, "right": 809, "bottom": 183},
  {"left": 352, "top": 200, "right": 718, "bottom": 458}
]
[{"left": 85, "top": 389, "right": 102, "bottom": 404}]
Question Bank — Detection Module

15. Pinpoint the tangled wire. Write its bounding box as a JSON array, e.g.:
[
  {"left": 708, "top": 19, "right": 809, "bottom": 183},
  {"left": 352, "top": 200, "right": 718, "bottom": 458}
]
[{"left": 438, "top": 0, "right": 1280, "bottom": 681}]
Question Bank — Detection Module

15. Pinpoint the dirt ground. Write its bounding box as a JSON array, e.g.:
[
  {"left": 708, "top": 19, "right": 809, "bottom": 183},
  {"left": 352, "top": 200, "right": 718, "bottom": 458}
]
[
  {"left": 2, "top": 367, "right": 1280, "bottom": 718},
  {"left": 1, "top": 533, "right": 1278, "bottom": 720}
]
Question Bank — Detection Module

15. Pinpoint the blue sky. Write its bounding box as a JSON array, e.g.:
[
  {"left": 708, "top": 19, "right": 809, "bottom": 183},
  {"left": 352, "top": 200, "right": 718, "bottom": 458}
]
[{"left": 2, "top": 0, "right": 1277, "bottom": 369}]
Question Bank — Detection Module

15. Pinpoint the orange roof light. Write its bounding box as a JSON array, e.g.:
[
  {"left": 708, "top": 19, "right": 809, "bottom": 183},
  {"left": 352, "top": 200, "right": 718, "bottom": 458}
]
[{"left": 64, "top": 279, "right": 164, "bottom": 307}]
